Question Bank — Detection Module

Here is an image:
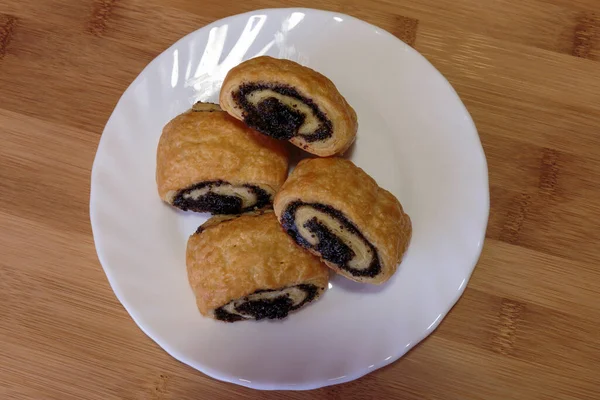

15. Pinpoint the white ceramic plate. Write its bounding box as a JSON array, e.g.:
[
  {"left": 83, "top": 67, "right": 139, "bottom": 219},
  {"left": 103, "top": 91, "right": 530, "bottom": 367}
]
[{"left": 90, "top": 8, "right": 489, "bottom": 390}]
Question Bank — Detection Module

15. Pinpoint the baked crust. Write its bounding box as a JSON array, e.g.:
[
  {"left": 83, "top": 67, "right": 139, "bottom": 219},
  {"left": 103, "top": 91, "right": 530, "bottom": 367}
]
[
  {"left": 219, "top": 56, "right": 357, "bottom": 157},
  {"left": 156, "top": 103, "right": 288, "bottom": 209},
  {"left": 186, "top": 211, "right": 329, "bottom": 317},
  {"left": 274, "top": 158, "right": 411, "bottom": 284}
]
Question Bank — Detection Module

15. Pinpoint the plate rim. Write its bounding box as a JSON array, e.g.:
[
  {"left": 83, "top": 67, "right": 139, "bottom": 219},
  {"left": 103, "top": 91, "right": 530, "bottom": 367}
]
[{"left": 90, "top": 7, "right": 490, "bottom": 391}]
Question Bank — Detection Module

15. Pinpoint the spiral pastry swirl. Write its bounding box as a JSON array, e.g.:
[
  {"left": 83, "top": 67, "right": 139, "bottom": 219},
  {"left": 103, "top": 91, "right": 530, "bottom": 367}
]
[
  {"left": 187, "top": 212, "right": 329, "bottom": 322},
  {"left": 156, "top": 102, "right": 288, "bottom": 215},
  {"left": 274, "top": 158, "right": 412, "bottom": 284},
  {"left": 220, "top": 56, "right": 357, "bottom": 157}
]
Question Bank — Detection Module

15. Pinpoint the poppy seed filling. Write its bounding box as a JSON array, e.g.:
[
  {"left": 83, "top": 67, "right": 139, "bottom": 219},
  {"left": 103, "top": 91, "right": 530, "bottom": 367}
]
[
  {"left": 173, "top": 180, "right": 271, "bottom": 215},
  {"left": 232, "top": 83, "right": 332, "bottom": 142},
  {"left": 281, "top": 201, "right": 382, "bottom": 277},
  {"left": 214, "top": 284, "right": 320, "bottom": 322}
]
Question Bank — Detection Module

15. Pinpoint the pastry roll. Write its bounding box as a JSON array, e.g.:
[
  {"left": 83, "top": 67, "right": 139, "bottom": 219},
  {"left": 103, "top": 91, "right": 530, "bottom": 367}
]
[
  {"left": 156, "top": 102, "right": 288, "bottom": 214},
  {"left": 219, "top": 56, "right": 357, "bottom": 157},
  {"left": 187, "top": 211, "right": 329, "bottom": 322},
  {"left": 274, "top": 158, "right": 411, "bottom": 285}
]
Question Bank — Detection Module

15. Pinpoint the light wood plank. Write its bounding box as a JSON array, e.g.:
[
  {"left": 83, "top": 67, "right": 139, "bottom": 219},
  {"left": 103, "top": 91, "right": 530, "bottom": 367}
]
[{"left": 1, "top": 0, "right": 600, "bottom": 398}]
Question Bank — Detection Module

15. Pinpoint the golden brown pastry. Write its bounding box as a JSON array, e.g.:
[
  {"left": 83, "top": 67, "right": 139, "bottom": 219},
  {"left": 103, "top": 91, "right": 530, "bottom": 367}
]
[
  {"left": 186, "top": 211, "right": 329, "bottom": 322},
  {"left": 219, "top": 56, "right": 357, "bottom": 157},
  {"left": 156, "top": 102, "right": 288, "bottom": 214},
  {"left": 274, "top": 158, "right": 411, "bottom": 285}
]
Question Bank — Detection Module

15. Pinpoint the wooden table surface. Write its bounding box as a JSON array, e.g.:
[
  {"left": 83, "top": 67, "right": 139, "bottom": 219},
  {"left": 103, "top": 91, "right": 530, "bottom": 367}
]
[{"left": 2, "top": 0, "right": 600, "bottom": 399}]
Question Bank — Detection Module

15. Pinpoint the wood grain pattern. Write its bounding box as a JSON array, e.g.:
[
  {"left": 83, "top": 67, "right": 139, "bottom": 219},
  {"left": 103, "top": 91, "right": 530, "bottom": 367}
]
[
  {"left": 87, "top": 0, "right": 118, "bottom": 36},
  {"left": 1, "top": 0, "right": 600, "bottom": 398},
  {"left": 0, "top": 14, "right": 17, "bottom": 60}
]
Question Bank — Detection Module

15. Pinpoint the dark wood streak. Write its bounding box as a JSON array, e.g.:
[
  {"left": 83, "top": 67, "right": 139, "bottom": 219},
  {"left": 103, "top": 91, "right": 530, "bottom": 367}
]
[
  {"left": 539, "top": 148, "right": 560, "bottom": 197},
  {"left": 492, "top": 298, "right": 525, "bottom": 355},
  {"left": 87, "top": 0, "right": 118, "bottom": 36},
  {"left": 572, "top": 12, "right": 598, "bottom": 59},
  {"left": 500, "top": 193, "right": 531, "bottom": 245},
  {"left": 0, "top": 14, "right": 17, "bottom": 60},
  {"left": 393, "top": 15, "right": 419, "bottom": 47}
]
